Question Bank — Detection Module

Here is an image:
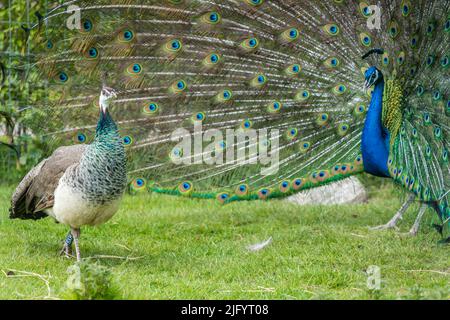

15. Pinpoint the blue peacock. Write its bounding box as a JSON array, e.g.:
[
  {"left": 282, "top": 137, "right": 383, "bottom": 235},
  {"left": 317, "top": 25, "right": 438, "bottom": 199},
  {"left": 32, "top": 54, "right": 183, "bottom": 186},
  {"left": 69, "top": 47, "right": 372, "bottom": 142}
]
[{"left": 12, "top": 0, "right": 450, "bottom": 247}]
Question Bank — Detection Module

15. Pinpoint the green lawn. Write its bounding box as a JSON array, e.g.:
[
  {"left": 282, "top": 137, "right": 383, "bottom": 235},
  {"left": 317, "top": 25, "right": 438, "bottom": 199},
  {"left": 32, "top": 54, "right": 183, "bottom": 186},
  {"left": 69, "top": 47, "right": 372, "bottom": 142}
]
[{"left": 0, "top": 179, "right": 448, "bottom": 300}]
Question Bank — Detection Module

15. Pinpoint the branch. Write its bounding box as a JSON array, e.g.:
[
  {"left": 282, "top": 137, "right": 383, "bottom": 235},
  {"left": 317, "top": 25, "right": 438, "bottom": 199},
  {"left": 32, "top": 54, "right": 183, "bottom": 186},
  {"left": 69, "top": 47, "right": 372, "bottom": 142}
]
[
  {"left": 0, "top": 141, "right": 20, "bottom": 158},
  {"left": 2, "top": 268, "right": 59, "bottom": 299},
  {"left": 402, "top": 269, "right": 449, "bottom": 276},
  {"left": 0, "top": 110, "right": 15, "bottom": 131}
]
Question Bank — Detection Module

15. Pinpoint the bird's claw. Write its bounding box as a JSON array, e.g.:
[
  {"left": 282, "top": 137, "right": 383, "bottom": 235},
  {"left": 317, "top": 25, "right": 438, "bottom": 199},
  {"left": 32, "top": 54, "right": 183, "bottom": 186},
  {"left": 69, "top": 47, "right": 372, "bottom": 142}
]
[
  {"left": 369, "top": 223, "right": 399, "bottom": 231},
  {"left": 59, "top": 243, "right": 73, "bottom": 259},
  {"left": 399, "top": 230, "right": 418, "bottom": 237}
]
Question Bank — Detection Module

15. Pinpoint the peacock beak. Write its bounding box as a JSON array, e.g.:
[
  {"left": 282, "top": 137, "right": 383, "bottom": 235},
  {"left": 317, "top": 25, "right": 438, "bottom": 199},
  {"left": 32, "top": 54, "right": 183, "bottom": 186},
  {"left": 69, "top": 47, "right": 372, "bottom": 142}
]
[
  {"left": 363, "top": 79, "right": 371, "bottom": 93},
  {"left": 99, "top": 86, "right": 117, "bottom": 114},
  {"left": 364, "top": 79, "right": 369, "bottom": 89}
]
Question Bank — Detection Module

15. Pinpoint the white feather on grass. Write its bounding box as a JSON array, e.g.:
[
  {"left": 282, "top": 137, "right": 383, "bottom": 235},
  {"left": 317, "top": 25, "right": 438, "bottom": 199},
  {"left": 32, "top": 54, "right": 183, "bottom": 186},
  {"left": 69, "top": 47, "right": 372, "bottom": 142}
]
[{"left": 246, "top": 237, "right": 273, "bottom": 252}]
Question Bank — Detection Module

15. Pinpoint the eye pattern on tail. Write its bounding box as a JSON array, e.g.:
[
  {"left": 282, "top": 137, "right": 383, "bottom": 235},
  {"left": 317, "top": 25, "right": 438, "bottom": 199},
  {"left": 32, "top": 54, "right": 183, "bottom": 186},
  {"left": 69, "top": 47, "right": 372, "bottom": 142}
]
[{"left": 23, "top": 1, "right": 447, "bottom": 217}]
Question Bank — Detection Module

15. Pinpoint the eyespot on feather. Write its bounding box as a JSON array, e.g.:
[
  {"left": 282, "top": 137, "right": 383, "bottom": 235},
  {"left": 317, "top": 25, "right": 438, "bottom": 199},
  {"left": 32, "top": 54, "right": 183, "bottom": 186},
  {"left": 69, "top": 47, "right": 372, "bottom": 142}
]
[
  {"left": 267, "top": 101, "right": 282, "bottom": 113},
  {"left": 295, "top": 90, "right": 310, "bottom": 102},
  {"left": 240, "top": 37, "right": 259, "bottom": 53},
  {"left": 143, "top": 102, "right": 160, "bottom": 115},
  {"left": 257, "top": 188, "right": 271, "bottom": 200},
  {"left": 279, "top": 180, "right": 290, "bottom": 193},
  {"left": 126, "top": 63, "right": 143, "bottom": 75},
  {"left": 122, "top": 135, "right": 133, "bottom": 146},
  {"left": 216, "top": 192, "right": 230, "bottom": 204},
  {"left": 178, "top": 181, "right": 193, "bottom": 195},
  {"left": 299, "top": 141, "right": 311, "bottom": 153},
  {"left": 279, "top": 28, "right": 299, "bottom": 43},
  {"left": 75, "top": 133, "right": 86, "bottom": 143},
  {"left": 131, "top": 178, "right": 146, "bottom": 191},
  {"left": 245, "top": 0, "right": 263, "bottom": 6},
  {"left": 323, "top": 24, "right": 340, "bottom": 36},
  {"left": 235, "top": 184, "right": 249, "bottom": 196},
  {"left": 324, "top": 57, "right": 340, "bottom": 68},
  {"left": 169, "top": 79, "right": 187, "bottom": 94},
  {"left": 316, "top": 113, "right": 329, "bottom": 126},
  {"left": 200, "top": 11, "right": 221, "bottom": 25}
]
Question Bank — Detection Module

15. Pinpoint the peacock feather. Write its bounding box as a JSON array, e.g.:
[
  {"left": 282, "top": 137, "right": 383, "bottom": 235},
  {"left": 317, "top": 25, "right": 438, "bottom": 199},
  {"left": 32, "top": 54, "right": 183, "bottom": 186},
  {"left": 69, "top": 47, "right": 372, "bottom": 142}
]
[{"left": 21, "top": 1, "right": 449, "bottom": 229}]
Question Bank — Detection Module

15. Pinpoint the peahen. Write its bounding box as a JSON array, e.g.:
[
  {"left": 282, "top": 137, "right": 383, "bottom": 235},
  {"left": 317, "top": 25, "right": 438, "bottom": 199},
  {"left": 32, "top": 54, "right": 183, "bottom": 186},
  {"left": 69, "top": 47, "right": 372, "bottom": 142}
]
[
  {"left": 10, "top": 86, "right": 127, "bottom": 261},
  {"left": 15, "top": 0, "right": 449, "bottom": 238}
]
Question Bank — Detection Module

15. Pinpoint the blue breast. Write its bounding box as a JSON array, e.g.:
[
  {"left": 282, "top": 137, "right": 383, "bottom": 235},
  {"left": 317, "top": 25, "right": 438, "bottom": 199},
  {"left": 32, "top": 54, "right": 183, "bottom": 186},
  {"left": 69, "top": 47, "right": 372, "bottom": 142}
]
[{"left": 361, "top": 80, "right": 391, "bottom": 177}]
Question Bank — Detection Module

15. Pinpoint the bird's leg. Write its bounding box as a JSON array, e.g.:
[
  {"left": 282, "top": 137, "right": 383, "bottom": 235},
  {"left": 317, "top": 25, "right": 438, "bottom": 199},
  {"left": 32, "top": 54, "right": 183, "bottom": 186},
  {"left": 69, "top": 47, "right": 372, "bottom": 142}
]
[
  {"left": 370, "top": 193, "right": 415, "bottom": 230},
  {"left": 60, "top": 230, "right": 73, "bottom": 258},
  {"left": 405, "top": 204, "right": 427, "bottom": 236},
  {"left": 71, "top": 228, "right": 81, "bottom": 262}
]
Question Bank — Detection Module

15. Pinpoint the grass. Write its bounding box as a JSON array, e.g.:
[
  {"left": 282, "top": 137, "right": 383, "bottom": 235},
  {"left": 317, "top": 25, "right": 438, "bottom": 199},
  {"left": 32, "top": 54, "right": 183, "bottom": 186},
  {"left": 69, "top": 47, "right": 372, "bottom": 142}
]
[{"left": 0, "top": 178, "right": 448, "bottom": 300}]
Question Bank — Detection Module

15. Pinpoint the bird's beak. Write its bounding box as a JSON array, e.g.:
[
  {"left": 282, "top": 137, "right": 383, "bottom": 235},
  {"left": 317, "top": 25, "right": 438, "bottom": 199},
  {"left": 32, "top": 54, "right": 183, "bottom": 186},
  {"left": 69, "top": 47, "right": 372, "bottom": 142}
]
[
  {"left": 99, "top": 86, "right": 117, "bottom": 114},
  {"left": 363, "top": 79, "right": 370, "bottom": 93},
  {"left": 364, "top": 79, "right": 369, "bottom": 89}
]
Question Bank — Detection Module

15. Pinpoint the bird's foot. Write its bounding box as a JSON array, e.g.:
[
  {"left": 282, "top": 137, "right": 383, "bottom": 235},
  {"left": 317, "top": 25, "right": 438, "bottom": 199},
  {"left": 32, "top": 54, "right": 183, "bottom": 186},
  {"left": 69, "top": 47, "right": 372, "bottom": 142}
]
[
  {"left": 71, "top": 228, "right": 82, "bottom": 262},
  {"left": 369, "top": 222, "right": 399, "bottom": 231},
  {"left": 59, "top": 243, "right": 73, "bottom": 258},
  {"left": 59, "top": 230, "right": 74, "bottom": 259},
  {"left": 400, "top": 204, "right": 427, "bottom": 237},
  {"left": 369, "top": 194, "right": 415, "bottom": 232},
  {"left": 400, "top": 230, "right": 418, "bottom": 237},
  {"left": 398, "top": 225, "right": 420, "bottom": 237}
]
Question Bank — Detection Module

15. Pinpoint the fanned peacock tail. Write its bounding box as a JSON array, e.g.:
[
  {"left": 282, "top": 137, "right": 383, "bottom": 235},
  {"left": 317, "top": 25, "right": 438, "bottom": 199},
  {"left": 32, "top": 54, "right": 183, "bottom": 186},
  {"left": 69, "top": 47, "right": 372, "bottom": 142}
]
[{"left": 20, "top": 0, "right": 448, "bottom": 221}]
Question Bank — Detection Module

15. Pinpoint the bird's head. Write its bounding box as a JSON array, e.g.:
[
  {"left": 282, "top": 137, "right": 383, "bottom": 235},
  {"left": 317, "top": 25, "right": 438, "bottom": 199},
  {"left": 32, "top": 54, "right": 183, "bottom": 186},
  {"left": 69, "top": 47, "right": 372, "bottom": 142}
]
[
  {"left": 99, "top": 86, "right": 117, "bottom": 114},
  {"left": 364, "top": 66, "right": 383, "bottom": 90}
]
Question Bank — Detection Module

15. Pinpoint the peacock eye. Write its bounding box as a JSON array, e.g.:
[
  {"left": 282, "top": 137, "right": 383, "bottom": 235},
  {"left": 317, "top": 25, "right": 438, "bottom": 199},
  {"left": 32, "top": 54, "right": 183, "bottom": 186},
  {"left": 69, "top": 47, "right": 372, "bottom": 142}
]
[
  {"left": 172, "top": 40, "right": 180, "bottom": 49},
  {"left": 123, "top": 30, "right": 134, "bottom": 41},
  {"left": 132, "top": 63, "right": 142, "bottom": 73},
  {"left": 82, "top": 19, "right": 92, "bottom": 32},
  {"left": 58, "top": 71, "right": 68, "bottom": 82},
  {"left": 88, "top": 47, "right": 98, "bottom": 58}
]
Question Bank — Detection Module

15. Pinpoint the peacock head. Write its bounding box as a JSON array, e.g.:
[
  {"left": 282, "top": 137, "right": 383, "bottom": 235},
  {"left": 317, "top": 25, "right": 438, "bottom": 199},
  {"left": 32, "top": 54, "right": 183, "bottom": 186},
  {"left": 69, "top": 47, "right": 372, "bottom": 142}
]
[
  {"left": 364, "top": 66, "right": 383, "bottom": 90},
  {"left": 99, "top": 86, "right": 117, "bottom": 114}
]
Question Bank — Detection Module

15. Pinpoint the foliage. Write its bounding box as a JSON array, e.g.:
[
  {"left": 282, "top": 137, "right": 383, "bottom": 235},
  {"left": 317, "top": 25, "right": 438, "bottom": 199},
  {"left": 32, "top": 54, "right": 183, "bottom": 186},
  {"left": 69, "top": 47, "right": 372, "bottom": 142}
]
[
  {"left": 61, "top": 259, "right": 119, "bottom": 300},
  {"left": 0, "top": 0, "right": 46, "bottom": 174}
]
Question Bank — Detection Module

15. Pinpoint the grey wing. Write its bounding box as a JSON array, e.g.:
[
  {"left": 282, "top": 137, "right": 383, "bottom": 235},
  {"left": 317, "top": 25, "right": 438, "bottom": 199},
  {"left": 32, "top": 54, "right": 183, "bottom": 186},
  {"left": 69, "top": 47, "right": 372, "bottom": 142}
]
[{"left": 9, "top": 144, "right": 88, "bottom": 220}]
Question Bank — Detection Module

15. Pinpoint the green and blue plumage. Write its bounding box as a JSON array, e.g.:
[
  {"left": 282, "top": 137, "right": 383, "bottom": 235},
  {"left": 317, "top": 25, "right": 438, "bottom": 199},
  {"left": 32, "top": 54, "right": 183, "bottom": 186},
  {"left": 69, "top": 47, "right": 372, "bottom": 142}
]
[{"left": 22, "top": 0, "right": 449, "bottom": 232}]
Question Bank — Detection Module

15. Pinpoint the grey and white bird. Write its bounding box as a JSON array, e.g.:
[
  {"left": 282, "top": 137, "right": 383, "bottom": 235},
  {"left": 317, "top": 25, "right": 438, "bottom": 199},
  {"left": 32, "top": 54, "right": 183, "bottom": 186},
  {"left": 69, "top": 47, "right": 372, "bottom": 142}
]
[{"left": 9, "top": 87, "right": 127, "bottom": 261}]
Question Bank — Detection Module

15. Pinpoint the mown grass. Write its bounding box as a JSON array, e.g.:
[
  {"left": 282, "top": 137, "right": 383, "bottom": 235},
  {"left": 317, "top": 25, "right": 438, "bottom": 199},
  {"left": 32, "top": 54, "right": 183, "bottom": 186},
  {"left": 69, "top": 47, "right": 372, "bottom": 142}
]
[{"left": 0, "top": 178, "right": 448, "bottom": 300}]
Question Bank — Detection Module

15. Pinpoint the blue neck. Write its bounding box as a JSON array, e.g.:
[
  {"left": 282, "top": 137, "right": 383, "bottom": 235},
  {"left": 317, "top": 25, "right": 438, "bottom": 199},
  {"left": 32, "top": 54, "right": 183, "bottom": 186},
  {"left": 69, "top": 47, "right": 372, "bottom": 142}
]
[
  {"left": 94, "top": 110, "right": 122, "bottom": 148},
  {"left": 96, "top": 110, "right": 117, "bottom": 136},
  {"left": 361, "top": 79, "right": 390, "bottom": 177}
]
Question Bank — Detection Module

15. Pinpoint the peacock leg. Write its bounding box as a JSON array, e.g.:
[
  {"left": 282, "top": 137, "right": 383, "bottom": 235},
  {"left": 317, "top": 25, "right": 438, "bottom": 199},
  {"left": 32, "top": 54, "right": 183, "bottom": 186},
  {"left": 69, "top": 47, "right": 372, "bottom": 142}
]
[
  {"left": 405, "top": 204, "right": 427, "bottom": 236},
  {"left": 370, "top": 194, "right": 415, "bottom": 230},
  {"left": 71, "top": 228, "right": 82, "bottom": 262},
  {"left": 59, "top": 230, "right": 73, "bottom": 258}
]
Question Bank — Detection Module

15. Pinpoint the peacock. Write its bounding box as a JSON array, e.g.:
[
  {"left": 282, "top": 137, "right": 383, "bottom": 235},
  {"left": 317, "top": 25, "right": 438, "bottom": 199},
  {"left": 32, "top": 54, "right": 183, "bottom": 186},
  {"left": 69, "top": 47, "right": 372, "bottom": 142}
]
[
  {"left": 12, "top": 0, "right": 449, "bottom": 241},
  {"left": 10, "top": 86, "right": 127, "bottom": 261}
]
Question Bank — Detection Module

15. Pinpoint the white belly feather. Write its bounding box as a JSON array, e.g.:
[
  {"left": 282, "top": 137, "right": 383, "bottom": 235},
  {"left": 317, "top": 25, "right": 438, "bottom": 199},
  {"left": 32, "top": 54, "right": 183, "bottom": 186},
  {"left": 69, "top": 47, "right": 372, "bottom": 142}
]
[{"left": 51, "top": 180, "right": 121, "bottom": 228}]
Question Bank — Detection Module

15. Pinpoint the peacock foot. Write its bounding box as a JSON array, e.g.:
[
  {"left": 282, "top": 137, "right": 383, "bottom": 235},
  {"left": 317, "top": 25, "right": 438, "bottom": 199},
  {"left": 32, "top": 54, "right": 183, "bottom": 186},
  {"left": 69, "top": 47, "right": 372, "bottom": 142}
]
[
  {"left": 369, "top": 221, "right": 400, "bottom": 231},
  {"left": 400, "top": 204, "right": 427, "bottom": 237},
  {"left": 369, "top": 194, "right": 415, "bottom": 232},
  {"left": 59, "top": 230, "right": 74, "bottom": 258},
  {"left": 71, "top": 228, "right": 82, "bottom": 262},
  {"left": 59, "top": 243, "right": 73, "bottom": 258}
]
